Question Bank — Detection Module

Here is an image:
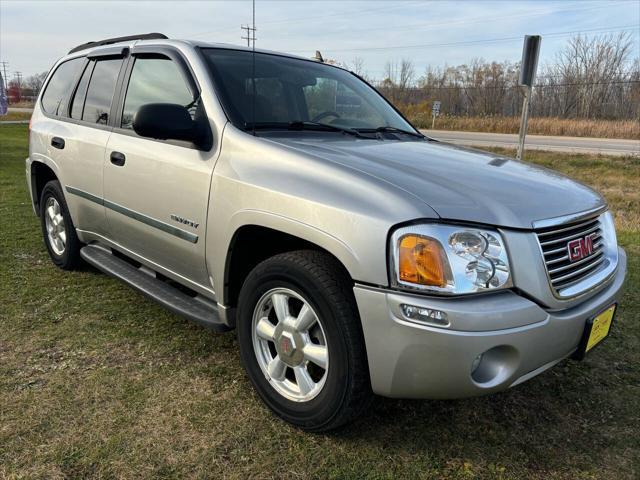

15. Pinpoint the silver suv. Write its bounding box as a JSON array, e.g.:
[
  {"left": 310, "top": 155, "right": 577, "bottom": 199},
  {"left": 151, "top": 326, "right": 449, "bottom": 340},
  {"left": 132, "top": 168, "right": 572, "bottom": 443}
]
[{"left": 27, "top": 34, "right": 627, "bottom": 431}]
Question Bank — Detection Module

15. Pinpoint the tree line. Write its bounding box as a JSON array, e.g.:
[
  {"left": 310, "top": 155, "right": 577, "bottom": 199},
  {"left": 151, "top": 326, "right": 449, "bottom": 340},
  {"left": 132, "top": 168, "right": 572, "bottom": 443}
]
[{"left": 361, "top": 33, "right": 639, "bottom": 120}]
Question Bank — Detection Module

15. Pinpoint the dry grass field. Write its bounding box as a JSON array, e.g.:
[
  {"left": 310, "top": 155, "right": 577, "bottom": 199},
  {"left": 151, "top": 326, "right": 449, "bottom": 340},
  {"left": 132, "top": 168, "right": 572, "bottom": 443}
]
[
  {"left": 1, "top": 124, "right": 639, "bottom": 479},
  {"left": 400, "top": 109, "right": 640, "bottom": 140},
  {"left": 0, "top": 111, "right": 31, "bottom": 122}
]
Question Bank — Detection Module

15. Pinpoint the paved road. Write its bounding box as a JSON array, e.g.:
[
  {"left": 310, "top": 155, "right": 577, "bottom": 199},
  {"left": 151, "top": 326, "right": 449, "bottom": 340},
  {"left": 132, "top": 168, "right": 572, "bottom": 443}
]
[
  {"left": 2, "top": 110, "right": 638, "bottom": 156},
  {"left": 420, "top": 129, "right": 640, "bottom": 156}
]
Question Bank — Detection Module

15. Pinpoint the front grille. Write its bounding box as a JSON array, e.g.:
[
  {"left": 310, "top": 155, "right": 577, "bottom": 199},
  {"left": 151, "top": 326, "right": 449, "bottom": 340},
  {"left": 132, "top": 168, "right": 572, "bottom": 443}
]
[{"left": 535, "top": 215, "right": 605, "bottom": 294}]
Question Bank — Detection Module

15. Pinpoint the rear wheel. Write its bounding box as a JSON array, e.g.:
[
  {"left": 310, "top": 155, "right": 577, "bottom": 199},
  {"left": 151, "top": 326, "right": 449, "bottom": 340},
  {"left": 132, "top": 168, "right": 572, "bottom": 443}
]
[
  {"left": 40, "top": 180, "right": 82, "bottom": 270},
  {"left": 237, "top": 250, "right": 372, "bottom": 432}
]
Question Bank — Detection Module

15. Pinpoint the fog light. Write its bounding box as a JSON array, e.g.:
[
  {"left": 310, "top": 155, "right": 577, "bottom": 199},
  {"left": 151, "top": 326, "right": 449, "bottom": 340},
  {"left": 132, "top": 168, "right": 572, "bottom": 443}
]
[{"left": 400, "top": 304, "right": 448, "bottom": 326}]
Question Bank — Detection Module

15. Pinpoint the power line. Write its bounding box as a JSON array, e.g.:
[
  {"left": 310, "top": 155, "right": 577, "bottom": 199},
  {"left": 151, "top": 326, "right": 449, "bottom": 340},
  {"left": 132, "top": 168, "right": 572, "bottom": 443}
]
[
  {"left": 288, "top": 25, "right": 639, "bottom": 53},
  {"left": 188, "top": 1, "right": 425, "bottom": 39},
  {"left": 268, "top": 1, "right": 631, "bottom": 38}
]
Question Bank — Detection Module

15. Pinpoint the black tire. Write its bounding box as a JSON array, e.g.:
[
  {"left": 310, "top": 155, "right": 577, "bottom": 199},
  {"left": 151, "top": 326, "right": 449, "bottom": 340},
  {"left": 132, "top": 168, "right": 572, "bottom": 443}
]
[
  {"left": 237, "top": 250, "right": 372, "bottom": 432},
  {"left": 39, "top": 180, "right": 82, "bottom": 270}
]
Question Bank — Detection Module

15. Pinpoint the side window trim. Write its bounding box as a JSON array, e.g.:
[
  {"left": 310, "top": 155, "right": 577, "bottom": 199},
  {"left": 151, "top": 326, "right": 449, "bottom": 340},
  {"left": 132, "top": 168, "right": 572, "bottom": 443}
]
[
  {"left": 108, "top": 54, "right": 134, "bottom": 129},
  {"left": 67, "top": 59, "right": 95, "bottom": 119}
]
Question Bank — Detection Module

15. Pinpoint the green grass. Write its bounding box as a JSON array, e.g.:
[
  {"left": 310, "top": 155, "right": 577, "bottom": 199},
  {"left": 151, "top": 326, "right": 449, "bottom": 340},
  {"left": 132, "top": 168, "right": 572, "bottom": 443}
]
[{"left": 1, "top": 124, "right": 638, "bottom": 479}]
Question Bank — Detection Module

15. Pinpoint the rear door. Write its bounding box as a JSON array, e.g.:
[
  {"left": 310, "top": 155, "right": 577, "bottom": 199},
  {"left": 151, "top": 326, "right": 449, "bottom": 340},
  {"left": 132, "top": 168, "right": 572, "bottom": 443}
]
[
  {"left": 61, "top": 54, "right": 125, "bottom": 236},
  {"left": 103, "top": 48, "right": 215, "bottom": 289}
]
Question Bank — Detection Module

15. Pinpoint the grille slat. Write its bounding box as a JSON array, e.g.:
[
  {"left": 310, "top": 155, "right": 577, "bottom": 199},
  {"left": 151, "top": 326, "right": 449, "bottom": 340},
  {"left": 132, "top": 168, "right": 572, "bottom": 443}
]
[
  {"left": 537, "top": 217, "right": 600, "bottom": 237},
  {"left": 548, "top": 249, "right": 604, "bottom": 275},
  {"left": 539, "top": 223, "right": 600, "bottom": 247},
  {"left": 551, "top": 255, "right": 605, "bottom": 285},
  {"left": 536, "top": 215, "right": 606, "bottom": 296}
]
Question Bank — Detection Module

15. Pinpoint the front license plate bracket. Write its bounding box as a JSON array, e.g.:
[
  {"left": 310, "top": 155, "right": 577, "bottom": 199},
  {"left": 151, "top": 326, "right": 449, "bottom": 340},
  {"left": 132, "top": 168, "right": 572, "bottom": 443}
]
[{"left": 572, "top": 304, "right": 617, "bottom": 361}]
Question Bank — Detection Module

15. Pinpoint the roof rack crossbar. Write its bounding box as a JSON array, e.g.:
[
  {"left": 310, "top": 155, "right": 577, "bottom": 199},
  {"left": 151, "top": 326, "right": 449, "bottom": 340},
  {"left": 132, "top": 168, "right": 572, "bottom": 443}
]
[{"left": 68, "top": 33, "right": 168, "bottom": 54}]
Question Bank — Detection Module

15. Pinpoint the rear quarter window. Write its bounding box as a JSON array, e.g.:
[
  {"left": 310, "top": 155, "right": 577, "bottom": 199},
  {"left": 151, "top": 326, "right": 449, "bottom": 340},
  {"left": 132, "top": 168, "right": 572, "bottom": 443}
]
[{"left": 41, "top": 58, "right": 85, "bottom": 115}]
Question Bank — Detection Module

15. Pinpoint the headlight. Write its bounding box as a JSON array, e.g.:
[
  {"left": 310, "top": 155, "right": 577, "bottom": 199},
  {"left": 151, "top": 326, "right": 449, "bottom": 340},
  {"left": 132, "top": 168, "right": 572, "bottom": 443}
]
[{"left": 390, "top": 224, "right": 512, "bottom": 294}]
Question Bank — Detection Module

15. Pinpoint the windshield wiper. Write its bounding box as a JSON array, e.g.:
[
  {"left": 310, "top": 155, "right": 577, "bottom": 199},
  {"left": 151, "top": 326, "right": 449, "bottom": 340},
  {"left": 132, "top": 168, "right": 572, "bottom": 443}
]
[
  {"left": 244, "top": 121, "right": 367, "bottom": 138},
  {"left": 356, "top": 126, "right": 425, "bottom": 139}
]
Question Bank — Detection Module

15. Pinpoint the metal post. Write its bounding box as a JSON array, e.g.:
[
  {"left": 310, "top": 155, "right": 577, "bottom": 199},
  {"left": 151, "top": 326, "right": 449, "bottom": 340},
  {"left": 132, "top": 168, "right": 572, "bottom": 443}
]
[
  {"left": 431, "top": 114, "right": 435, "bottom": 130},
  {"left": 516, "top": 86, "right": 531, "bottom": 161}
]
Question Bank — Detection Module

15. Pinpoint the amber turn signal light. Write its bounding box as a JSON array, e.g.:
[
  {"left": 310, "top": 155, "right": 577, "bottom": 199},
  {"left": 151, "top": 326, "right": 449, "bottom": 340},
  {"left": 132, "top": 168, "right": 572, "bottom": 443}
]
[{"left": 398, "top": 235, "right": 447, "bottom": 287}]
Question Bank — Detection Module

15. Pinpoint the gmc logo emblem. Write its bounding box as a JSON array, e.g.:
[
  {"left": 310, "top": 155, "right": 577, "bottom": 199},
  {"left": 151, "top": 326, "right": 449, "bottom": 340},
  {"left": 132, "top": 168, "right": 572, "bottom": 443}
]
[{"left": 567, "top": 233, "right": 596, "bottom": 262}]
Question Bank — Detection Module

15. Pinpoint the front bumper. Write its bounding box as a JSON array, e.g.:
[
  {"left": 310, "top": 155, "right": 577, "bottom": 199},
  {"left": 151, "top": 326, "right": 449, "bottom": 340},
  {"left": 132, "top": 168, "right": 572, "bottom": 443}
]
[{"left": 354, "top": 247, "right": 627, "bottom": 399}]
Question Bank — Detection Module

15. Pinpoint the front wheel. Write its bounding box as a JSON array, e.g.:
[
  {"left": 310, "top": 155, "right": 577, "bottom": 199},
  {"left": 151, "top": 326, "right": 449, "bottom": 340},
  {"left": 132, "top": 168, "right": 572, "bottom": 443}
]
[{"left": 237, "top": 250, "right": 371, "bottom": 431}]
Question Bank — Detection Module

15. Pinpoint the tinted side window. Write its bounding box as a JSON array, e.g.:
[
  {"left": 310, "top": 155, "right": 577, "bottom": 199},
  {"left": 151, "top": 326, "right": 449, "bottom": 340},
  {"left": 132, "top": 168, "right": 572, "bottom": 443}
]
[
  {"left": 121, "top": 57, "right": 194, "bottom": 129},
  {"left": 70, "top": 61, "right": 94, "bottom": 119},
  {"left": 82, "top": 58, "right": 122, "bottom": 125},
  {"left": 41, "top": 58, "right": 84, "bottom": 115}
]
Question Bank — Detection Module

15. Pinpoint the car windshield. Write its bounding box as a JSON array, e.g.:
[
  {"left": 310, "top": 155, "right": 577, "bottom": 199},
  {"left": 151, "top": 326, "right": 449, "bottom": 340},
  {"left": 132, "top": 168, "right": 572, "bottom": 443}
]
[{"left": 202, "top": 48, "right": 417, "bottom": 135}]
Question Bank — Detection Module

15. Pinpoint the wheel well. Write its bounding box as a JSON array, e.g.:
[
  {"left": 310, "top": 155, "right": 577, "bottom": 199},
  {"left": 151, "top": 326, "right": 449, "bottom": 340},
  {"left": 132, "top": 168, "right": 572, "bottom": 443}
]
[
  {"left": 224, "top": 225, "right": 352, "bottom": 308},
  {"left": 31, "top": 162, "right": 58, "bottom": 215}
]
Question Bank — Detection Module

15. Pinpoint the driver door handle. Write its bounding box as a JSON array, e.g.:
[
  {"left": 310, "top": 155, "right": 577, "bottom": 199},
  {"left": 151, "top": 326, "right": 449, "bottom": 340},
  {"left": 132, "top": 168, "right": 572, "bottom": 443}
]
[{"left": 110, "top": 151, "right": 126, "bottom": 167}]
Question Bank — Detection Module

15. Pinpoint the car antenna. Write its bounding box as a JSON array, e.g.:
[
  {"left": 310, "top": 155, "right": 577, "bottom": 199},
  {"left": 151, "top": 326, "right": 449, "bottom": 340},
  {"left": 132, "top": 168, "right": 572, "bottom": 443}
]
[{"left": 251, "top": 0, "right": 256, "bottom": 137}]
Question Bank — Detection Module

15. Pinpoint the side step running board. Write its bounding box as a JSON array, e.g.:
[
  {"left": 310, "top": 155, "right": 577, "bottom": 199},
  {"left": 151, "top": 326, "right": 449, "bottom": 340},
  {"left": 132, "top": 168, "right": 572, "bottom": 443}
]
[{"left": 80, "top": 245, "right": 230, "bottom": 332}]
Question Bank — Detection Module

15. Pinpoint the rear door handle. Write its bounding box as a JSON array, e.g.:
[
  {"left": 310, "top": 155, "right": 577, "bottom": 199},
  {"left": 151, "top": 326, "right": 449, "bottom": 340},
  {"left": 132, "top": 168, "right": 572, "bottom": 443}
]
[
  {"left": 110, "top": 151, "right": 126, "bottom": 167},
  {"left": 51, "top": 137, "right": 65, "bottom": 149}
]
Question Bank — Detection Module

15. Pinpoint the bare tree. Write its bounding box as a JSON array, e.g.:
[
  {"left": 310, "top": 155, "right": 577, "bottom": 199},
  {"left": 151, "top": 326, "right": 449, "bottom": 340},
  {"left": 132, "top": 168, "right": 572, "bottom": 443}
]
[
  {"left": 25, "top": 71, "right": 47, "bottom": 96},
  {"left": 398, "top": 59, "right": 415, "bottom": 92},
  {"left": 350, "top": 57, "right": 366, "bottom": 78},
  {"left": 542, "top": 32, "right": 634, "bottom": 118}
]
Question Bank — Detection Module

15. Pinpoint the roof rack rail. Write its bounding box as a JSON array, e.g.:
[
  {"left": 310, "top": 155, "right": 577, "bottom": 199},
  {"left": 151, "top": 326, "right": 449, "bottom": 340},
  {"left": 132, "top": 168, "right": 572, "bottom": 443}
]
[{"left": 68, "top": 33, "right": 168, "bottom": 54}]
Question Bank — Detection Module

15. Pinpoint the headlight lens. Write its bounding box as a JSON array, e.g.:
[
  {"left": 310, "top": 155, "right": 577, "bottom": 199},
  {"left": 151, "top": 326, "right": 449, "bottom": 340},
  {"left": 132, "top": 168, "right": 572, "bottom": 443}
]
[{"left": 391, "top": 224, "right": 512, "bottom": 294}]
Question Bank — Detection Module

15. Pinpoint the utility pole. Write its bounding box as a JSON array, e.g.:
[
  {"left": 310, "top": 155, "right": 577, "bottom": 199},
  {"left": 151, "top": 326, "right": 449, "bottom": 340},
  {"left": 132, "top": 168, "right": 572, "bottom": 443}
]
[
  {"left": 14, "top": 71, "right": 23, "bottom": 103},
  {"left": 241, "top": 0, "right": 257, "bottom": 48},
  {"left": 241, "top": 24, "right": 256, "bottom": 48}
]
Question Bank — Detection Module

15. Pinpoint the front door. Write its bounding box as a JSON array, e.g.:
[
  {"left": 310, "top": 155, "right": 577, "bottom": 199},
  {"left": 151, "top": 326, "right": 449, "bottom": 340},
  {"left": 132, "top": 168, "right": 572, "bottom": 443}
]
[{"left": 103, "top": 52, "right": 215, "bottom": 289}]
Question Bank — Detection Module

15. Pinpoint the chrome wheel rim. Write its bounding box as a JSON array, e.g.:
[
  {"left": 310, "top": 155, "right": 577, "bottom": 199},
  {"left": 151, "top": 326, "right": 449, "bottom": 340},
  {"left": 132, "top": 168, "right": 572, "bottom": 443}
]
[
  {"left": 252, "top": 288, "right": 329, "bottom": 402},
  {"left": 44, "top": 197, "right": 66, "bottom": 256}
]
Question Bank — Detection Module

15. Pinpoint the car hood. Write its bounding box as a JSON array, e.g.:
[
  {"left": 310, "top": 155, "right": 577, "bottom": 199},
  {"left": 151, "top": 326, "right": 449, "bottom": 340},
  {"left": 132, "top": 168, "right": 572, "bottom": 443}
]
[{"left": 267, "top": 135, "right": 605, "bottom": 229}]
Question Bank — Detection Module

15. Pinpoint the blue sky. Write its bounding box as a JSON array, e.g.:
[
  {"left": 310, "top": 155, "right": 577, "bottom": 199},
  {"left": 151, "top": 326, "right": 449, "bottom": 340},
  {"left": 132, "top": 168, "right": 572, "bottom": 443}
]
[{"left": 1, "top": 0, "right": 638, "bottom": 79}]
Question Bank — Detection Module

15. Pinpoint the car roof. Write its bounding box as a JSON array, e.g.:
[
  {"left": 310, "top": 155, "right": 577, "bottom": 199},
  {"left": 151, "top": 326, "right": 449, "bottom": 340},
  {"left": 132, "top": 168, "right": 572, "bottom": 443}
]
[{"left": 63, "top": 37, "right": 319, "bottom": 65}]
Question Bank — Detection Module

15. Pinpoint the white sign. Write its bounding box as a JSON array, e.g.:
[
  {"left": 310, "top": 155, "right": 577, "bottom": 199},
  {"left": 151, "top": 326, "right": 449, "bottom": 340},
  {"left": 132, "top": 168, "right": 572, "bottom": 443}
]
[{"left": 432, "top": 100, "right": 441, "bottom": 117}]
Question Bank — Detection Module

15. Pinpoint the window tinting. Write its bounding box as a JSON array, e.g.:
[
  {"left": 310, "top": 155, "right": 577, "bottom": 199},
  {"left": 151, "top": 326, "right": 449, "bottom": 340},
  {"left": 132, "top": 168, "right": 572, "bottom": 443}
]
[
  {"left": 82, "top": 58, "right": 122, "bottom": 124},
  {"left": 70, "top": 61, "right": 94, "bottom": 119},
  {"left": 121, "top": 57, "right": 194, "bottom": 129},
  {"left": 41, "top": 58, "right": 84, "bottom": 115}
]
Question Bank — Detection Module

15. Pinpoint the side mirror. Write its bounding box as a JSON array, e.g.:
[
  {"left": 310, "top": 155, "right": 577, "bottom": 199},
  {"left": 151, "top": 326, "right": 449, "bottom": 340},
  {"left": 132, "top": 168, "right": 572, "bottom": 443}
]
[{"left": 133, "top": 103, "right": 197, "bottom": 143}]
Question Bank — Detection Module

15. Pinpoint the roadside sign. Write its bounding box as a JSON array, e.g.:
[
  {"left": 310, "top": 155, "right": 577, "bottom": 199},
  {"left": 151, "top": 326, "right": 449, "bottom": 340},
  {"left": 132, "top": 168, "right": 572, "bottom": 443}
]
[
  {"left": 431, "top": 100, "right": 441, "bottom": 129},
  {"left": 517, "top": 35, "right": 542, "bottom": 160},
  {"left": 432, "top": 100, "right": 441, "bottom": 117}
]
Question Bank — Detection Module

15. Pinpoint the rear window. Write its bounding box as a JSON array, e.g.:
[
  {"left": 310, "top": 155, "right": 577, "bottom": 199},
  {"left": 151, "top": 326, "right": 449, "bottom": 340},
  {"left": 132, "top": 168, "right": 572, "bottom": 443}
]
[
  {"left": 41, "top": 58, "right": 85, "bottom": 115},
  {"left": 82, "top": 58, "right": 122, "bottom": 125}
]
